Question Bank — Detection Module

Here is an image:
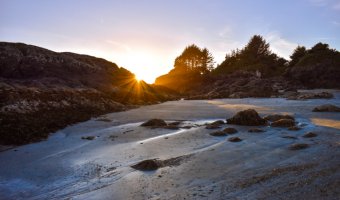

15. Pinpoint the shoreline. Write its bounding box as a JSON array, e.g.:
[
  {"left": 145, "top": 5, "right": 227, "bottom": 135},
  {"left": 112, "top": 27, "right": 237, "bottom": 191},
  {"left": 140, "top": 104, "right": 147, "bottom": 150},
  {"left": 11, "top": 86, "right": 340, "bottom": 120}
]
[{"left": 0, "top": 90, "right": 339, "bottom": 199}]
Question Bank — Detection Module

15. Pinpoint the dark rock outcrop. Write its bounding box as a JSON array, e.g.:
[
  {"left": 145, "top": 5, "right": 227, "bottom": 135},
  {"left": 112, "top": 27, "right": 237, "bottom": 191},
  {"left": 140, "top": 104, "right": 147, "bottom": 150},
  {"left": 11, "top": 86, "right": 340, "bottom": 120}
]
[
  {"left": 131, "top": 159, "right": 161, "bottom": 171},
  {"left": 287, "top": 92, "right": 333, "bottom": 100},
  {"left": 303, "top": 132, "right": 317, "bottom": 138},
  {"left": 271, "top": 119, "right": 295, "bottom": 127},
  {"left": 312, "top": 104, "right": 340, "bottom": 112},
  {"left": 289, "top": 143, "right": 309, "bottom": 150},
  {"left": 228, "top": 137, "right": 242, "bottom": 142},
  {"left": 288, "top": 126, "right": 301, "bottom": 131},
  {"left": 264, "top": 114, "right": 294, "bottom": 122},
  {"left": 185, "top": 71, "right": 280, "bottom": 100},
  {"left": 206, "top": 120, "right": 224, "bottom": 129},
  {"left": 210, "top": 131, "right": 227, "bottom": 136},
  {"left": 223, "top": 127, "right": 238, "bottom": 134},
  {"left": 0, "top": 42, "right": 179, "bottom": 145},
  {"left": 248, "top": 128, "right": 265, "bottom": 133},
  {"left": 141, "top": 119, "right": 167, "bottom": 127},
  {"left": 227, "top": 109, "right": 266, "bottom": 126}
]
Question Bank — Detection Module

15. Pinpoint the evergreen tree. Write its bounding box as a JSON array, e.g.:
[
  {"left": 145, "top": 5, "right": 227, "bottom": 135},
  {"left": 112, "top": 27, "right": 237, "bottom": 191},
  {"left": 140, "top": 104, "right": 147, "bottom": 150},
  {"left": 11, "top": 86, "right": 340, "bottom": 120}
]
[
  {"left": 289, "top": 46, "right": 307, "bottom": 66},
  {"left": 173, "top": 44, "right": 214, "bottom": 75}
]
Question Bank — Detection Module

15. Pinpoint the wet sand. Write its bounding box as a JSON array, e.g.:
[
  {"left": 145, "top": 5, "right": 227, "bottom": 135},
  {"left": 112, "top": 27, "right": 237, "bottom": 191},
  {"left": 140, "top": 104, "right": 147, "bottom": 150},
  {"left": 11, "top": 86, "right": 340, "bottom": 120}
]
[{"left": 0, "top": 90, "right": 339, "bottom": 200}]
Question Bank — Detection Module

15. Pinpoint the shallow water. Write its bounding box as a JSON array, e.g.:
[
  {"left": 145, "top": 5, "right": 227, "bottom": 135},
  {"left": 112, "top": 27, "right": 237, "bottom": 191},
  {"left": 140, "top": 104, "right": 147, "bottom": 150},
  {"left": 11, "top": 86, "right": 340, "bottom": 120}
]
[{"left": 0, "top": 90, "right": 339, "bottom": 200}]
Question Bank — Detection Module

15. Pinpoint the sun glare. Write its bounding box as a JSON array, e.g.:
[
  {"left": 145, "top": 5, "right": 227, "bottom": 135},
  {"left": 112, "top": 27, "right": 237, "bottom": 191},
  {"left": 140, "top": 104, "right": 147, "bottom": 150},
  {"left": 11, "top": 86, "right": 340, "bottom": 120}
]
[{"left": 135, "top": 75, "right": 141, "bottom": 82}]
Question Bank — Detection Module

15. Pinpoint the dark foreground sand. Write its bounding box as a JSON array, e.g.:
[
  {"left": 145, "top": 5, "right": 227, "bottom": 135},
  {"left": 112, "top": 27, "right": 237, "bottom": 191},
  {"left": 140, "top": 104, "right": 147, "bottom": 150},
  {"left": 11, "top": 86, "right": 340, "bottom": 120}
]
[{"left": 0, "top": 90, "right": 339, "bottom": 200}]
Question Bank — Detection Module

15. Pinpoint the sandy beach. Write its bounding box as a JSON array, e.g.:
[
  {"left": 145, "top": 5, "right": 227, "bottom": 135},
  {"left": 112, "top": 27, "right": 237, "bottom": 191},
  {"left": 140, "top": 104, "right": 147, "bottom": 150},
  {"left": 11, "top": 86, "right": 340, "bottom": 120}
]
[{"left": 0, "top": 90, "right": 339, "bottom": 200}]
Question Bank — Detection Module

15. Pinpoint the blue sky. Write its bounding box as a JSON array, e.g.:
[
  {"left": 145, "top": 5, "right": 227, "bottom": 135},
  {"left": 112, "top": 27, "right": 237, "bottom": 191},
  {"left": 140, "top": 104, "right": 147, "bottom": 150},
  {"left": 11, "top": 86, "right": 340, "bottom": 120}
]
[{"left": 1, "top": 0, "right": 339, "bottom": 83}]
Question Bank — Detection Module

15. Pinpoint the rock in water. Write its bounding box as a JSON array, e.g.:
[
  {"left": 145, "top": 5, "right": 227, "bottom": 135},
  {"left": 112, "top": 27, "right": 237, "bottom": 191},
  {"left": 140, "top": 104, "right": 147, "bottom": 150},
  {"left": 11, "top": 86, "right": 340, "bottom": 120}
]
[
  {"left": 289, "top": 143, "right": 309, "bottom": 150},
  {"left": 312, "top": 104, "right": 340, "bottom": 112},
  {"left": 141, "top": 119, "right": 167, "bottom": 127},
  {"left": 131, "top": 159, "right": 161, "bottom": 171},
  {"left": 210, "top": 131, "right": 227, "bottom": 136},
  {"left": 303, "top": 132, "right": 317, "bottom": 138},
  {"left": 228, "top": 137, "right": 242, "bottom": 142},
  {"left": 223, "top": 127, "right": 238, "bottom": 134},
  {"left": 248, "top": 128, "right": 265, "bottom": 133},
  {"left": 288, "top": 126, "right": 301, "bottom": 131},
  {"left": 271, "top": 119, "right": 295, "bottom": 127},
  {"left": 227, "top": 109, "right": 266, "bottom": 126},
  {"left": 264, "top": 114, "right": 294, "bottom": 122}
]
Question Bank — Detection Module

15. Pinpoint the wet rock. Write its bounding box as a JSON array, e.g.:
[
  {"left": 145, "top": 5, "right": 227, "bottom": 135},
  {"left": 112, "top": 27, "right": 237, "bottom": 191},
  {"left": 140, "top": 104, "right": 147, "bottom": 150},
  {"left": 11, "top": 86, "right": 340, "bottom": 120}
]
[
  {"left": 287, "top": 92, "right": 333, "bottom": 100},
  {"left": 223, "top": 127, "right": 238, "bottom": 134},
  {"left": 81, "top": 136, "right": 95, "bottom": 140},
  {"left": 288, "top": 126, "right": 301, "bottom": 131},
  {"left": 281, "top": 135, "right": 298, "bottom": 139},
  {"left": 227, "top": 109, "right": 266, "bottom": 126},
  {"left": 96, "top": 118, "right": 112, "bottom": 122},
  {"left": 205, "top": 124, "right": 221, "bottom": 129},
  {"left": 168, "top": 121, "right": 181, "bottom": 126},
  {"left": 248, "top": 128, "right": 265, "bottom": 133},
  {"left": 271, "top": 119, "right": 295, "bottom": 127},
  {"left": 131, "top": 155, "right": 191, "bottom": 171},
  {"left": 206, "top": 120, "right": 225, "bottom": 129},
  {"left": 164, "top": 125, "right": 180, "bottom": 130},
  {"left": 131, "top": 159, "right": 161, "bottom": 171},
  {"left": 141, "top": 119, "right": 167, "bottom": 127},
  {"left": 211, "top": 120, "right": 225, "bottom": 125},
  {"left": 303, "top": 132, "right": 317, "bottom": 138},
  {"left": 289, "top": 143, "right": 309, "bottom": 150},
  {"left": 312, "top": 104, "right": 340, "bottom": 112},
  {"left": 264, "top": 114, "right": 294, "bottom": 122},
  {"left": 228, "top": 137, "right": 242, "bottom": 142},
  {"left": 210, "top": 131, "right": 227, "bottom": 136}
]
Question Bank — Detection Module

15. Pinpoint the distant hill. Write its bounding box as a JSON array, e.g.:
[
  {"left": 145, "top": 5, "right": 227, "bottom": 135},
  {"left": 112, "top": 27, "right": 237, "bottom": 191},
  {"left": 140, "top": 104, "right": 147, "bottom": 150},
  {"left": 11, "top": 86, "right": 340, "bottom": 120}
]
[{"left": 0, "top": 42, "right": 178, "bottom": 145}]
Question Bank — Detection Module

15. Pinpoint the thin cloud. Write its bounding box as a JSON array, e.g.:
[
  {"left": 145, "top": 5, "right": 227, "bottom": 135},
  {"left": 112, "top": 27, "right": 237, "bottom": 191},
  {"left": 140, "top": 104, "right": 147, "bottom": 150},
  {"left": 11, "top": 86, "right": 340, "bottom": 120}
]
[
  {"left": 266, "top": 32, "right": 298, "bottom": 60},
  {"left": 333, "top": 1, "right": 340, "bottom": 9},
  {"left": 105, "top": 40, "right": 132, "bottom": 52}
]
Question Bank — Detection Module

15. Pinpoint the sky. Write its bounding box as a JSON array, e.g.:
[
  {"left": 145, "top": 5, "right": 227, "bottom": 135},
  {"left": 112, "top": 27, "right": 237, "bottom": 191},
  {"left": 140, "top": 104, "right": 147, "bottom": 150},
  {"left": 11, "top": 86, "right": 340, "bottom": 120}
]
[{"left": 1, "top": 0, "right": 339, "bottom": 83}]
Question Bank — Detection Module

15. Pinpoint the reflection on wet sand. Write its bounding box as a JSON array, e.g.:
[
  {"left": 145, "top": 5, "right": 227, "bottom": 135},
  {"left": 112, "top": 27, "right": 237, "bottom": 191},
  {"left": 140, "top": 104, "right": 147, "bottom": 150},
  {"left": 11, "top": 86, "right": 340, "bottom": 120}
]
[{"left": 311, "top": 118, "right": 340, "bottom": 129}]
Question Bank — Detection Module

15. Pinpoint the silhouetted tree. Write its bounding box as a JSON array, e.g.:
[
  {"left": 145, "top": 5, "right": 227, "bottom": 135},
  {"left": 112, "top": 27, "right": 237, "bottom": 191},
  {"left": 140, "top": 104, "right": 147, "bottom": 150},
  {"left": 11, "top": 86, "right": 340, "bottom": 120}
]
[
  {"left": 309, "top": 42, "right": 330, "bottom": 53},
  {"left": 214, "top": 35, "right": 287, "bottom": 76},
  {"left": 289, "top": 46, "right": 307, "bottom": 66},
  {"left": 174, "top": 44, "right": 214, "bottom": 75}
]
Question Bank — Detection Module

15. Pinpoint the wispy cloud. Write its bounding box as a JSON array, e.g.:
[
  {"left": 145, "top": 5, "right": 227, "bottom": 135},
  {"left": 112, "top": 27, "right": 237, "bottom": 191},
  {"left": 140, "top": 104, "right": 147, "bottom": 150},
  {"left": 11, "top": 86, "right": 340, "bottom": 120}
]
[
  {"left": 266, "top": 32, "right": 298, "bottom": 59},
  {"left": 333, "top": 1, "right": 340, "bottom": 9},
  {"left": 105, "top": 40, "right": 132, "bottom": 52},
  {"left": 332, "top": 20, "right": 340, "bottom": 26},
  {"left": 308, "top": 0, "right": 340, "bottom": 9},
  {"left": 309, "top": 0, "right": 329, "bottom": 6}
]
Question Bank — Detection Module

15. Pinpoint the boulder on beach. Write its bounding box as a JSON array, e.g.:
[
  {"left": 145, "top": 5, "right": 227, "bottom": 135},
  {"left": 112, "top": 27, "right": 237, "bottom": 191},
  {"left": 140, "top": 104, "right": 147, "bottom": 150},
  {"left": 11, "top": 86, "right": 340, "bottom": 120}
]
[
  {"left": 288, "top": 126, "right": 301, "bottom": 131},
  {"left": 223, "top": 127, "right": 238, "bottom": 134},
  {"left": 210, "top": 131, "right": 227, "bottom": 136},
  {"left": 312, "top": 104, "right": 340, "bottom": 112},
  {"left": 271, "top": 119, "right": 295, "bottom": 127},
  {"left": 81, "top": 136, "right": 95, "bottom": 140},
  {"left": 210, "top": 120, "right": 225, "bottom": 126},
  {"left": 289, "top": 143, "right": 309, "bottom": 150},
  {"left": 228, "top": 137, "right": 242, "bottom": 142},
  {"left": 264, "top": 114, "right": 294, "bottom": 122},
  {"left": 248, "top": 128, "right": 265, "bottom": 133},
  {"left": 131, "top": 159, "right": 161, "bottom": 171},
  {"left": 303, "top": 132, "right": 317, "bottom": 138},
  {"left": 227, "top": 109, "right": 266, "bottom": 126},
  {"left": 206, "top": 120, "right": 224, "bottom": 129},
  {"left": 141, "top": 119, "right": 167, "bottom": 127}
]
